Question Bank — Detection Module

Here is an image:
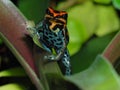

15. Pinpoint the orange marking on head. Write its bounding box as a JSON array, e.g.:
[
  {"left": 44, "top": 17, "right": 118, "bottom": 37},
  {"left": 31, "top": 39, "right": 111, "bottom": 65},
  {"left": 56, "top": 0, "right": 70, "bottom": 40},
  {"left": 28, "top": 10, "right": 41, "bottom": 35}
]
[
  {"left": 48, "top": 7, "right": 67, "bottom": 17},
  {"left": 48, "top": 7, "right": 54, "bottom": 14}
]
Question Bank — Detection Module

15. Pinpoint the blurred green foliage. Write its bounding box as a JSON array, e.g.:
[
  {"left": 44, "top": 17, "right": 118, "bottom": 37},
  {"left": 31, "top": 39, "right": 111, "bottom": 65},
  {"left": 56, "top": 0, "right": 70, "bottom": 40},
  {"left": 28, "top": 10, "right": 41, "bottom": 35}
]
[
  {"left": 95, "top": 6, "right": 119, "bottom": 36},
  {"left": 67, "top": 55, "right": 120, "bottom": 90},
  {"left": 67, "top": 1, "right": 96, "bottom": 55},
  {"left": 0, "top": 67, "right": 26, "bottom": 77},
  {"left": 0, "top": 83, "right": 26, "bottom": 90},
  {"left": 66, "top": 1, "right": 119, "bottom": 55},
  {"left": 112, "top": 0, "right": 120, "bottom": 9},
  {"left": 93, "top": 0, "right": 111, "bottom": 4},
  {"left": 18, "top": 0, "right": 49, "bottom": 23},
  {"left": 71, "top": 32, "right": 116, "bottom": 73}
]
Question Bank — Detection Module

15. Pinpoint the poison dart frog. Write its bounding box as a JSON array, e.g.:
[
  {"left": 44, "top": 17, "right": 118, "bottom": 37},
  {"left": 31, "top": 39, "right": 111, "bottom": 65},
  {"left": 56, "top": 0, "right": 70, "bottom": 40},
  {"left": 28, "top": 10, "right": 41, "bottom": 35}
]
[{"left": 27, "top": 7, "right": 71, "bottom": 76}]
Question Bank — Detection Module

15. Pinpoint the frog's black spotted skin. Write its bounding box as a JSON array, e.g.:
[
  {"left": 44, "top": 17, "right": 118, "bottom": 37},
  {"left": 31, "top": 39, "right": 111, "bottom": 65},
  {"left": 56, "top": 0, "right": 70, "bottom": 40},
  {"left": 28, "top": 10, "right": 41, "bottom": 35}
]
[{"left": 35, "top": 7, "right": 71, "bottom": 75}]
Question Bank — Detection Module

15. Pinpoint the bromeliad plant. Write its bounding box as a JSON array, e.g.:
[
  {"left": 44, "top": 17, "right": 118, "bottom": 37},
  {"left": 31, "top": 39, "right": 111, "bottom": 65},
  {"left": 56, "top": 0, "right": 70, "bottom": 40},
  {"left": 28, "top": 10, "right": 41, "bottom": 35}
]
[{"left": 0, "top": 0, "right": 120, "bottom": 90}]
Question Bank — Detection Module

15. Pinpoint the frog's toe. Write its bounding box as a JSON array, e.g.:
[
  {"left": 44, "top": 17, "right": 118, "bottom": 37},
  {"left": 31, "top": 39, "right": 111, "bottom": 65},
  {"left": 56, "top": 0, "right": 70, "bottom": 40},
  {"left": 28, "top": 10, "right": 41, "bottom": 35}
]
[{"left": 44, "top": 55, "right": 56, "bottom": 61}]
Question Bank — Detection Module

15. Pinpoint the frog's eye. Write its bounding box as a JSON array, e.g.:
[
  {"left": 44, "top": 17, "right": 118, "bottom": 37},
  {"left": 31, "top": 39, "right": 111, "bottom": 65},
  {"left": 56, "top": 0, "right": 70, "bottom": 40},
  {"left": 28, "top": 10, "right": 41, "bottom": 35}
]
[
  {"left": 46, "top": 8, "right": 53, "bottom": 16},
  {"left": 62, "top": 14, "right": 68, "bottom": 20},
  {"left": 46, "top": 8, "right": 50, "bottom": 14}
]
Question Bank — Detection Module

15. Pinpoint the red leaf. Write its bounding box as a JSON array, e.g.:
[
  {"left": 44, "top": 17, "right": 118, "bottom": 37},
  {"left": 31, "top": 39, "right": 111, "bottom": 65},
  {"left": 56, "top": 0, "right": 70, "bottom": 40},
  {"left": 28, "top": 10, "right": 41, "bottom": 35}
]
[{"left": 0, "top": 0, "right": 43, "bottom": 89}]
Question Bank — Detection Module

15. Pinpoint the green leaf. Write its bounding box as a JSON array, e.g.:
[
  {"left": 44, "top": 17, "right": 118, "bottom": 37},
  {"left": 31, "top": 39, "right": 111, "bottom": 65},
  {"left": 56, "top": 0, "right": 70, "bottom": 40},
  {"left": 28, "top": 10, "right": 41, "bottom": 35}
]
[
  {"left": 68, "top": 1, "right": 97, "bottom": 39},
  {"left": 95, "top": 6, "right": 119, "bottom": 36},
  {"left": 112, "top": 0, "right": 120, "bottom": 9},
  {"left": 66, "top": 55, "right": 120, "bottom": 90},
  {"left": 0, "top": 83, "right": 25, "bottom": 90},
  {"left": 18, "top": 0, "right": 49, "bottom": 23},
  {"left": 71, "top": 32, "right": 116, "bottom": 73},
  {"left": 93, "top": 0, "right": 111, "bottom": 4},
  {"left": 67, "top": 17, "right": 86, "bottom": 55},
  {"left": 66, "top": 1, "right": 97, "bottom": 55},
  {"left": 0, "top": 67, "right": 26, "bottom": 77}
]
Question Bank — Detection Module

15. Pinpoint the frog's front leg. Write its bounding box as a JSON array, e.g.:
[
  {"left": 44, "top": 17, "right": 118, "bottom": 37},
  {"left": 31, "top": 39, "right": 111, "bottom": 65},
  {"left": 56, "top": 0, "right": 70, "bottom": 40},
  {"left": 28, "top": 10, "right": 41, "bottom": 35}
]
[
  {"left": 26, "top": 21, "right": 40, "bottom": 38},
  {"left": 26, "top": 21, "right": 47, "bottom": 48},
  {"left": 44, "top": 38, "right": 66, "bottom": 61}
]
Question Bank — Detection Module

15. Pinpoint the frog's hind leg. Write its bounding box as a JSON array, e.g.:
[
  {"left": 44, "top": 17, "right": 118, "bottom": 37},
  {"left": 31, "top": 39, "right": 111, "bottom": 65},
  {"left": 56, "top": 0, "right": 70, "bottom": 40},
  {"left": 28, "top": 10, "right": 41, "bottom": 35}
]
[{"left": 58, "top": 48, "right": 71, "bottom": 76}]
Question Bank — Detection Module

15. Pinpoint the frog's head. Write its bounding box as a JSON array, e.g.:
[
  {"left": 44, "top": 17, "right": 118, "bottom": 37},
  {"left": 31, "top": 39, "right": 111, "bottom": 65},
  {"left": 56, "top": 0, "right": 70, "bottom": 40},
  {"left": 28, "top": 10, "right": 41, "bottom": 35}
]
[{"left": 44, "top": 7, "right": 68, "bottom": 31}]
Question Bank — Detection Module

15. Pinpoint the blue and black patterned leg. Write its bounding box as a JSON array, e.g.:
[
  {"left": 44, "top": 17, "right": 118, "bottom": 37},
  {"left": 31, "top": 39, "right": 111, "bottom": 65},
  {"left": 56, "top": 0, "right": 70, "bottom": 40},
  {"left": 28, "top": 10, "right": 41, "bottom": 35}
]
[
  {"left": 45, "top": 48, "right": 71, "bottom": 76},
  {"left": 61, "top": 48, "right": 71, "bottom": 76}
]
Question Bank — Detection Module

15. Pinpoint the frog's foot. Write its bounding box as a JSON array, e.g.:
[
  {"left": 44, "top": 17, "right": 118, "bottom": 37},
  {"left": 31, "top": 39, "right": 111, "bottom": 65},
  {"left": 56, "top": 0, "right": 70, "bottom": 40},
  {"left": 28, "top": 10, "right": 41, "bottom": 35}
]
[
  {"left": 26, "top": 21, "right": 35, "bottom": 29},
  {"left": 26, "top": 21, "right": 35, "bottom": 31},
  {"left": 26, "top": 21, "right": 40, "bottom": 38},
  {"left": 44, "top": 54, "right": 57, "bottom": 61}
]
